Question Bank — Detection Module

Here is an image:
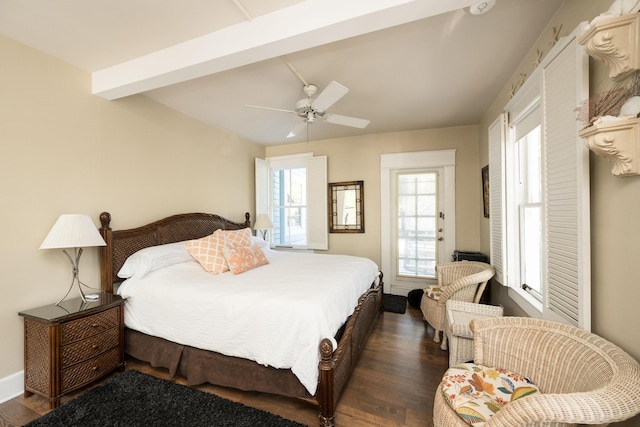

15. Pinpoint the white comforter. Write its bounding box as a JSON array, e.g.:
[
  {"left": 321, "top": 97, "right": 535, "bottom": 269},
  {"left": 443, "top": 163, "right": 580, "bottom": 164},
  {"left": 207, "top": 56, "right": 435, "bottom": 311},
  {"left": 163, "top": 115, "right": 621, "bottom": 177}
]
[{"left": 117, "top": 248, "right": 379, "bottom": 395}]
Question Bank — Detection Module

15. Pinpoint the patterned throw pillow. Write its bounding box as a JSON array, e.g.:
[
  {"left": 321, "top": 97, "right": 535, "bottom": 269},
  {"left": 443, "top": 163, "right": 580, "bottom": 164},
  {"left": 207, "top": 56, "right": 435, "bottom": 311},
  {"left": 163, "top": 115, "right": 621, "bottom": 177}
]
[
  {"left": 184, "top": 228, "right": 252, "bottom": 274},
  {"left": 222, "top": 244, "right": 269, "bottom": 274},
  {"left": 424, "top": 284, "right": 443, "bottom": 300},
  {"left": 184, "top": 230, "right": 228, "bottom": 274},
  {"left": 441, "top": 363, "right": 539, "bottom": 426},
  {"left": 223, "top": 228, "right": 252, "bottom": 248}
]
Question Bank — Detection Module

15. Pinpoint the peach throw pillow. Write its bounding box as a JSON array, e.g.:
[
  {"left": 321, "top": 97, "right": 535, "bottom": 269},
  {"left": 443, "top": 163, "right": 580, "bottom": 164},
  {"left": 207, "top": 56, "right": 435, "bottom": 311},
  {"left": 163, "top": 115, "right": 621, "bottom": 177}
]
[
  {"left": 184, "top": 228, "right": 252, "bottom": 274},
  {"left": 222, "top": 244, "right": 269, "bottom": 274},
  {"left": 223, "top": 228, "right": 252, "bottom": 248}
]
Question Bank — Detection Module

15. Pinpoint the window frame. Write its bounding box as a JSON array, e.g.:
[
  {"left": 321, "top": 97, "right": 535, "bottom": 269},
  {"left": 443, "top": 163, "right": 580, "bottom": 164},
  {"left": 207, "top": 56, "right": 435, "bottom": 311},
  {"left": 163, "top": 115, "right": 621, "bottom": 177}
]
[
  {"left": 255, "top": 153, "right": 328, "bottom": 251},
  {"left": 505, "top": 95, "right": 544, "bottom": 312}
]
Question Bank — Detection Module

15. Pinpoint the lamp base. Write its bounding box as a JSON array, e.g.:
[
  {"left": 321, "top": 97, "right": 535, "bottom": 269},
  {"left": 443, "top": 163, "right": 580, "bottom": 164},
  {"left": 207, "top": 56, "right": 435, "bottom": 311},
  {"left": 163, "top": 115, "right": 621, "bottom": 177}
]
[{"left": 56, "top": 248, "right": 100, "bottom": 305}]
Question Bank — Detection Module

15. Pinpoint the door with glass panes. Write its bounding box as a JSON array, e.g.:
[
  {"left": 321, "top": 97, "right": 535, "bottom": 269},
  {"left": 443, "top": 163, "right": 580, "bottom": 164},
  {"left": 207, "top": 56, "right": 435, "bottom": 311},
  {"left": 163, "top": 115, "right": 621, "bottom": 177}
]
[{"left": 393, "top": 170, "right": 445, "bottom": 293}]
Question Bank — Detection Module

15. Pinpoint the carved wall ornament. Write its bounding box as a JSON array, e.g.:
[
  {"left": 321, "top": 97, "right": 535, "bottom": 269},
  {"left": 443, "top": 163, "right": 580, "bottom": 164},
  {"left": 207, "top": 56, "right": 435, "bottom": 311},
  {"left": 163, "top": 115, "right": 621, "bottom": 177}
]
[
  {"left": 579, "top": 12, "right": 640, "bottom": 81},
  {"left": 518, "top": 73, "right": 527, "bottom": 87},
  {"left": 578, "top": 118, "right": 640, "bottom": 176},
  {"left": 534, "top": 49, "right": 543, "bottom": 67},
  {"left": 551, "top": 25, "right": 563, "bottom": 46},
  {"left": 509, "top": 83, "right": 517, "bottom": 98}
]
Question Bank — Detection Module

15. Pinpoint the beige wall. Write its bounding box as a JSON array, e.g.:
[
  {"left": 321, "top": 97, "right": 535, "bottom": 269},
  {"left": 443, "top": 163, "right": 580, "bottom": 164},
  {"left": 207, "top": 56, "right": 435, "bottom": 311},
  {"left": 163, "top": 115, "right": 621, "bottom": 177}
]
[
  {"left": 266, "top": 125, "right": 482, "bottom": 268},
  {"left": 4, "top": 1, "right": 639, "bottom": 422},
  {"left": 478, "top": 2, "right": 640, "bottom": 419},
  {"left": 0, "top": 35, "right": 264, "bottom": 380}
]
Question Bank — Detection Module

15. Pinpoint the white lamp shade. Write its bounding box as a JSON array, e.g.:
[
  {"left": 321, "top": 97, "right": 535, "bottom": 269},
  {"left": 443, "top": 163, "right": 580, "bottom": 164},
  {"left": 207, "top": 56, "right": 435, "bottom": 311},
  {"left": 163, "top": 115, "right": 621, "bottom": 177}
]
[
  {"left": 253, "top": 213, "right": 273, "bottom": 230},
  {"left": 40, "top": 214, "right": 106, "bottom": 249}
]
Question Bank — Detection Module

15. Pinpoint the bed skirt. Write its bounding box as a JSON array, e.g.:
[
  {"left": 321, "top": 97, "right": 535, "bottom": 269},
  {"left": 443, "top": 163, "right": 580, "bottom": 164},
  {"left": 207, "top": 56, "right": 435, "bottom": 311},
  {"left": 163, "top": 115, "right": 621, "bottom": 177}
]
[{"left": 125, "top": 328, "right": 313, "bottom": 400}]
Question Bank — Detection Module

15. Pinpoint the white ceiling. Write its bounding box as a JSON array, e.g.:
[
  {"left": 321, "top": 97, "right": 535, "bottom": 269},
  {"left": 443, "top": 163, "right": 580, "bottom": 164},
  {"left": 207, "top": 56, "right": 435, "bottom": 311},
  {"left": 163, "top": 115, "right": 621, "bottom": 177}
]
[{"left": 0, "top": 0, "right": 564, "bottom": 145}]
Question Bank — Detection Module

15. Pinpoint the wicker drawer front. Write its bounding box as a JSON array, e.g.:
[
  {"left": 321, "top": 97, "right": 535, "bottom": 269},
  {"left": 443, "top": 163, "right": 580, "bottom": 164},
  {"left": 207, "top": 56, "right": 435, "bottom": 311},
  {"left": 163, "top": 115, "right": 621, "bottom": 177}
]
[
  {"left": 61, "top": 346, "right": 121, "bottom": 393},
  {"left": 62, "top": 307, "right": 120, "bottom": 344},
  {"left": 61, "top": 327, "right": 119, "bottom": 368}
]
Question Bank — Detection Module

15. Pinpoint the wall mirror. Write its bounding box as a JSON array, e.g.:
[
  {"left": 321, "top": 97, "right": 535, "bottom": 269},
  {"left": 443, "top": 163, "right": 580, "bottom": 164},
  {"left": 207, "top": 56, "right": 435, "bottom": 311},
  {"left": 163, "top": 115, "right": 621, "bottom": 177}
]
[{"left": 329, "top": 181, "right": 364, "bottom": 233}]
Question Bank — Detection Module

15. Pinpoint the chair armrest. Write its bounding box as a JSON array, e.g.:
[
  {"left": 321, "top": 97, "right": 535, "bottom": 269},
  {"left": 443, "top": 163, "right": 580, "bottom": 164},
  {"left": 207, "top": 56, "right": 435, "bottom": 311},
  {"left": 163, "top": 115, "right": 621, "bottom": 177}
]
[
  {"left": 470, "top": 317, "right": 640, "bottom": 425},
  {"left": 437, "top": 275, "right": 488, "bottom": 303}
]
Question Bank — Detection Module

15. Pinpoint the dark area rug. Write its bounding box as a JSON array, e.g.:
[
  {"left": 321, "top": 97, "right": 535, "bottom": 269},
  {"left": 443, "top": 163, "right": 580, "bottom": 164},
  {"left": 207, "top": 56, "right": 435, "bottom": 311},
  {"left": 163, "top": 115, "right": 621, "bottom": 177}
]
[
  {"left": 383, "top": 294, "right": 407, "bottom": 314},
  {"left": 25, "top": 370, "right": 306, "bottom": 427}
]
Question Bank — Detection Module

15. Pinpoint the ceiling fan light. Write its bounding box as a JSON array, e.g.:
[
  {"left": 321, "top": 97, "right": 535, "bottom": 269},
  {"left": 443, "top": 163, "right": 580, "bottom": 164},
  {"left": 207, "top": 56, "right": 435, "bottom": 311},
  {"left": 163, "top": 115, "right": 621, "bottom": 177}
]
[
  {"left": 307, "top": 111, "right": 315, "bottom": 122},
  {"left": 469, "top": 0, "right": 495, "bottom": 15}
]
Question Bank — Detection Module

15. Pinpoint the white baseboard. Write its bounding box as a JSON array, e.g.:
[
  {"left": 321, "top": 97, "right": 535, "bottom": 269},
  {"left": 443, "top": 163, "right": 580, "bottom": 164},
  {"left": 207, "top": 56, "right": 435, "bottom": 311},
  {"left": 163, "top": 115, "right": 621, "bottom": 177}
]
[{"left": 0, "top": 370, "right": 24, "bottom": 404}]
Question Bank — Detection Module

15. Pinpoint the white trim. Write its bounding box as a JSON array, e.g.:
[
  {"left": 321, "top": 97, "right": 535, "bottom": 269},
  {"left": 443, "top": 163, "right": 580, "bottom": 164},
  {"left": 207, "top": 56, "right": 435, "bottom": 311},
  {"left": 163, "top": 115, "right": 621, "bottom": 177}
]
[
  {"left": 380, "top": 150, "right": 456, "bottom": 295},
  {"left": 0, "top": 370, "right": 23, "bottom": 404},
  {"left": 380, "top": 150, "right": 456, "bottom": 169},
  {"left": 508, "top": 287, "right": 543, "bottom": 318},
  {"left": 265, "top": 152, "right": 313, "bottom": 168}
]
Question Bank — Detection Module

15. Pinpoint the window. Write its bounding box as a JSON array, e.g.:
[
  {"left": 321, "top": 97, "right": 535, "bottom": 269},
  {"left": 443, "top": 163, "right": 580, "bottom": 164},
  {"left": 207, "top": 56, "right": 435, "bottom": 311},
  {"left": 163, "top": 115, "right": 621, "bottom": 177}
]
[
  {"left": 516, "top": 125, "right": 543, "bottom": 299},
  {"left": 397, "top": 172, "right": 438, "bottom": 278},
  {"left": 489, "top": 24, "right": 590, "bottom": 330},
  {"left": 507, "top": 102, "right": 543, "bottom": 308},
  {"left": 255, "top": 153, "right": 328, "bottom": 250}
]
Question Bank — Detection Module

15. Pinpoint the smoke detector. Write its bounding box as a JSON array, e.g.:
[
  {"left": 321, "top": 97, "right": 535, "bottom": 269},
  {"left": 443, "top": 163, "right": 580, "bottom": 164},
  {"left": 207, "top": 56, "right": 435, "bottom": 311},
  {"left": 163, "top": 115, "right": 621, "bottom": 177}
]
[{"left": 469, "top": 1, "right": 495, "bottom": 15}]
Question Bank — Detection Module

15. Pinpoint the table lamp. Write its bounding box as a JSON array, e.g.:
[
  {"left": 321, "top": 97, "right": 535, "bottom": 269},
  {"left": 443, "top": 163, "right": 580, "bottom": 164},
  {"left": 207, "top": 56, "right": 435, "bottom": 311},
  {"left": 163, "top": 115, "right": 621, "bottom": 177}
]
[
  {"left": 253, "top": 213, "right": 273, "bottom": 240},
  {"left": 40, "top": 214, "right": 106, "bottom": 305}
]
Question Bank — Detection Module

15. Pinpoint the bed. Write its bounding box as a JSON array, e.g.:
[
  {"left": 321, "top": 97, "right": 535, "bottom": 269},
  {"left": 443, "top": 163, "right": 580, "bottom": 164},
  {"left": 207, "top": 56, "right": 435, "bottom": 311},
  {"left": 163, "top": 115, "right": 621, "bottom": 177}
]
[{"left": 98, "top": 211, "right": 383, "bottom": 427}]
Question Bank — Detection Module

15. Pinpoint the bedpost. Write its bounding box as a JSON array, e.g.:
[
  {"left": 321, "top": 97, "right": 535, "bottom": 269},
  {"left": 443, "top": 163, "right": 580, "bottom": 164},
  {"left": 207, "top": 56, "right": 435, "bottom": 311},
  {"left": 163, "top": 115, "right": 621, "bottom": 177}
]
[
  {"left": 99, "top": 212, "right": 113, "bottom": 294},
  {"left": 318, "top": 338, "right": 336, "bottom": 427},
  {"left": 244, "top": 212, "right": 251, "bottom": 228},
  {"left": 378, "top": 271, "right": 384, "bottom": 313}
]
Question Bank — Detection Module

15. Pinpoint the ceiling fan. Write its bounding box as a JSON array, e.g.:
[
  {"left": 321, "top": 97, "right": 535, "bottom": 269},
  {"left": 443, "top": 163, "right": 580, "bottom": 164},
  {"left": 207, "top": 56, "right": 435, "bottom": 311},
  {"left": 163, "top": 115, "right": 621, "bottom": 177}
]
[{"left": 245, "top": 80, "right": 370, "bottom": 138}]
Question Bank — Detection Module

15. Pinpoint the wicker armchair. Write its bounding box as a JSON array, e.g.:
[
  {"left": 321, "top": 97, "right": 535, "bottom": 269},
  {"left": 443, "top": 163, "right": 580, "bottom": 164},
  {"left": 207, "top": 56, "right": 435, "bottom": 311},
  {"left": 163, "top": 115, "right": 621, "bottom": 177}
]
[
  {"left": 434, "top": 317, "right": 640, "bottom": 426},
  {"left": 420, "top": 261, "right": 494, "bottom": 348}
]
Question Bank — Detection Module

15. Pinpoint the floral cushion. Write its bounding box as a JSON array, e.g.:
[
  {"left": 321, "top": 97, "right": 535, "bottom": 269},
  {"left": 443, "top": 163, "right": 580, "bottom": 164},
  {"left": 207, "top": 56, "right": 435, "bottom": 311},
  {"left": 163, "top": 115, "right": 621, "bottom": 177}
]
[
  {"left": 424, "top": 284, "right": 443, "bottom": 300},
  {"left": 441, "top": 363, "right": 539, "bottom": 426},
  {"left": 223, "top": 244, "right": 269, "bottom": 274}
]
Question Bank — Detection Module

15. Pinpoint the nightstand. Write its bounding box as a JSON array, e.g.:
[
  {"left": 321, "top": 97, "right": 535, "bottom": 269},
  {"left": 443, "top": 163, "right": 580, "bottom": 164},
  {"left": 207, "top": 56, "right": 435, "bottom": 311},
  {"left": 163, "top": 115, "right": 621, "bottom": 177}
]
[{"left": 19, "top": 293, "right": 125, "bottom": 409}]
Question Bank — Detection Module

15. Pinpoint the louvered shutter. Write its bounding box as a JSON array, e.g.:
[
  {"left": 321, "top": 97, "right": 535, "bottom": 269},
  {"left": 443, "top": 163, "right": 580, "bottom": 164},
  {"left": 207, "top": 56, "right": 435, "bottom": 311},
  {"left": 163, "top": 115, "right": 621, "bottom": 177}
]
[
  {"left": 306, "top": 156, "right": 328, "bottom": 250},
  {"left": 542, "top": 26, "right": 590, "bottom": 330},
  {"left": 488, "top": 114, "right": 507, "bottom": 284},
  {"left": 255, "top": 158, "right": 269, "bottom": 219}
]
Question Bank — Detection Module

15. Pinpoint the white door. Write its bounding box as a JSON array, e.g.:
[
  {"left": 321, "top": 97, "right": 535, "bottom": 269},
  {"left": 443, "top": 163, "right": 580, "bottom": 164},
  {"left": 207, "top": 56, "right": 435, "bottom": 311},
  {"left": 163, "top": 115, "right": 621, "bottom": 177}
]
[{"left": 380, "top": 150, "right": 456, "bottom": 296}]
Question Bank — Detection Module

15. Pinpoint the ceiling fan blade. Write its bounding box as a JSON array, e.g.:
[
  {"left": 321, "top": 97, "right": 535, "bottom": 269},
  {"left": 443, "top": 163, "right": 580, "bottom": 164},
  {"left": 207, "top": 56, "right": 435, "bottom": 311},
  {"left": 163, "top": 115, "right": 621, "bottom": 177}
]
[
  {"left": 324, "top": 113, "right": 370, "bottom": 129},
  {"left": 312, "top": 81, "right": 349, "bottom": 112},
  {"left": 287, "top": 121, "right": 308, "bottom": 138},
  {"left": 245, "top": 104, "right": 296, "bottom": 114}
]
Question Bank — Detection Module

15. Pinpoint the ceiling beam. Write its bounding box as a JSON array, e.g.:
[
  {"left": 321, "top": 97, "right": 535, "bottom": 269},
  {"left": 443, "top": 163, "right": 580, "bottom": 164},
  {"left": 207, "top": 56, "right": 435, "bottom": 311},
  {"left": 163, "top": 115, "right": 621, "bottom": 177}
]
[{"left": 92, "top": 0, "right": 476, "bottom": 100}]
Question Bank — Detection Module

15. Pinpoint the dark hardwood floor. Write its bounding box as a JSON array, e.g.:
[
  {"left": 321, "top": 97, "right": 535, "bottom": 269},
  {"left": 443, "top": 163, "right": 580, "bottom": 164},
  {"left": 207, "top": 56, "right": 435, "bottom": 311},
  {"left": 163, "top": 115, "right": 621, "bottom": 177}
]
[{"left": 0, "top": 306, "right": 448, "bottom": 427}]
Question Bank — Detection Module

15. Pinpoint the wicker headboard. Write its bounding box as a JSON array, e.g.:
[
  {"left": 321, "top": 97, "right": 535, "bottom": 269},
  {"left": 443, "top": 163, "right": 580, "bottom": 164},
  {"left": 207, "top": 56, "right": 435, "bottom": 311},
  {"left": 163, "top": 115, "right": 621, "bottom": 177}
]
[{"left": 98, "top": 211, "right": 251, "bottom": 293}]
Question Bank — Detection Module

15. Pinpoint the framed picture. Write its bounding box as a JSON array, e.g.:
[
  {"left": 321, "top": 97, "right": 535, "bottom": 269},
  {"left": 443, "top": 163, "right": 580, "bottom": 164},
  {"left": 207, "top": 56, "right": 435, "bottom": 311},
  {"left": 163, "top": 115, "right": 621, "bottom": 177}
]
[
  {"left": 328, "top": 181, "right": 364, "bottom": 233},
  {"left": 482, "top": 165, "right": 490, "bottom": 218}
]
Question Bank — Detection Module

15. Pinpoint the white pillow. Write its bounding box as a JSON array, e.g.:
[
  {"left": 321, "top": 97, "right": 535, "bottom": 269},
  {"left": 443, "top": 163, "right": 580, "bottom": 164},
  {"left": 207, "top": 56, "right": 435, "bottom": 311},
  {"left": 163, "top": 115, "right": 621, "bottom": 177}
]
[
  {"left": 250, "top": 235, "right": 270, "bottom": 250},
  {"left": 117, "top": 241, "right": 193, "bottom": 279}
]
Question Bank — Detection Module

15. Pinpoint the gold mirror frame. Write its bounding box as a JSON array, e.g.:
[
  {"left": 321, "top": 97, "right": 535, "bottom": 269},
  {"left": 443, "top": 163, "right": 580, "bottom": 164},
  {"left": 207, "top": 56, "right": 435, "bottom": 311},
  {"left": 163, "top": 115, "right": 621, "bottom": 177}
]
[{"left": 329, "top": 181, "right": 364, "bottom": 233}]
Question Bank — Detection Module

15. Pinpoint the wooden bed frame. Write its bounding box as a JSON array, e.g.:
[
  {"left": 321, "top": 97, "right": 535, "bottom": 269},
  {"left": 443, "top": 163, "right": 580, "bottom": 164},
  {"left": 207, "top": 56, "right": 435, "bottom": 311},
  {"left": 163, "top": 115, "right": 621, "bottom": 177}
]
[{"left": 98, "top": 211, "right": 383, "bottom": 427}]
